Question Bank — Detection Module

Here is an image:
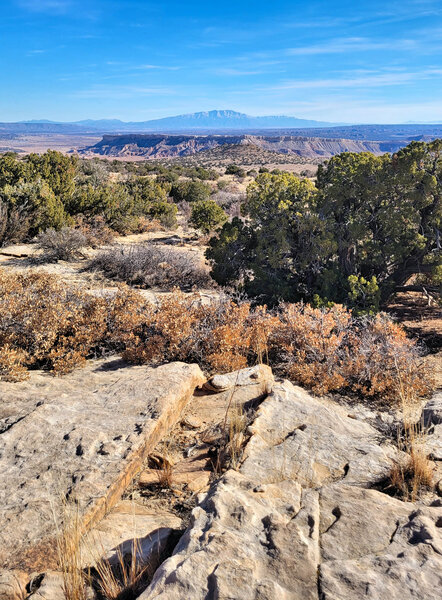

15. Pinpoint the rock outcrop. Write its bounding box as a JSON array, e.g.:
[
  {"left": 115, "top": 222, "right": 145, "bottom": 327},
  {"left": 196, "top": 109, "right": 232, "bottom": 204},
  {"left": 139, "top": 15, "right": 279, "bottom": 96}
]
[
  {"left": 139, "top": 380, "right": 442, "bottom": 599},
  {"left": 0, "top": 358, "right": 205, "bottom": 571}
]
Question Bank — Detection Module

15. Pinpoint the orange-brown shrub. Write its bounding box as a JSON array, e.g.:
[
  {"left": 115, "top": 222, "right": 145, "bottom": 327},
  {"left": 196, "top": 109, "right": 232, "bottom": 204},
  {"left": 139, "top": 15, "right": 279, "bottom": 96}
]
[
  {"left": 272, "top": 303, "right": 352, "bottom": 395},
  {"left": 74, "top": 215, "right": 116, "bottom": 247},
  {"left": 347, "top": 314, "right": 430, "bottom": 401},
  {"left": 0, "top": 270, "right": 432, "bottom": 404},
  {"left": 0, "top": 270, "right": 107, "bottom": 380}
]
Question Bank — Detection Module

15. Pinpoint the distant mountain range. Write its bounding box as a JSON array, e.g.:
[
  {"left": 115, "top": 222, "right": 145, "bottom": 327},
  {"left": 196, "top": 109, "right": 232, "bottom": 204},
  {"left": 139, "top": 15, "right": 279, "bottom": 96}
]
[{"left": 5, "top": 110, "right": 338, "bottom": 133}]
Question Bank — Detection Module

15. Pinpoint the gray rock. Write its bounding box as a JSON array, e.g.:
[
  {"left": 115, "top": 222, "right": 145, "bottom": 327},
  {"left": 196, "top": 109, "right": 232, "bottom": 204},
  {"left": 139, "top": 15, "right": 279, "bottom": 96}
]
[
  {"left": 0, "top": 358, "right": 205, "bottom": 571},
  {"left": 425, "top": 423, "right": 442, "bottom": 460},
  {"left": 422, "top": 393, "right": 442, "bottom": 426}
]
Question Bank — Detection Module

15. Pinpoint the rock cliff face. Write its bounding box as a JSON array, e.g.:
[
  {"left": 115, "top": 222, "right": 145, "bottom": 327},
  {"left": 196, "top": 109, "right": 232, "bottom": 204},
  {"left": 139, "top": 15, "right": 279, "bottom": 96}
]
[{"left": 82, "top": 134, "right": 402, "bottom": 159}]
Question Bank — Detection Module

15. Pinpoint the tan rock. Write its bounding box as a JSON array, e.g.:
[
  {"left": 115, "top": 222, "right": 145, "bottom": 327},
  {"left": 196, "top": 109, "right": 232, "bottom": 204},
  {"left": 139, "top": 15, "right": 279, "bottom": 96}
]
[
  {"left": 0, "top": 358, "right": 205, "bottom": 571},
  {"left": 140, "top": 470, "right": 318, "bottom": 600},
  {"left": 80, "top": 499, "right": 182, "bottom": 566},
  {"left": 0, "top": 570, "right": 28, "bottom": 600},
  {"left": 241, "top": 380, "right": 401, "bottom": 488},
  {"left": 203, "top": 364, "right": 273, "bottom": 392},
  {"left": 27, "top": 572, "right": 64, "bottom": 600},
  {"left": 319, "top": 486, "right": 442, "bottom": 599},
  {"left": 137, "top": 375, "right": 442, "bottom": 600},
  {"left": 181, "top": 415, "right": 202, "bottom": 429}
]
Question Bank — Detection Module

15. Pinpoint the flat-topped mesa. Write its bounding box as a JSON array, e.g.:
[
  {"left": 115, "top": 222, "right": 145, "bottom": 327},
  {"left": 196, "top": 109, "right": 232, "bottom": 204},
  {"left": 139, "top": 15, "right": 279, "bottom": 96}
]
[
  {"left": 81, "top": 133, "right": 403, "bottom": 159},
  {"left": 0, "top": 358, "right": 205, "bottom": 571}
]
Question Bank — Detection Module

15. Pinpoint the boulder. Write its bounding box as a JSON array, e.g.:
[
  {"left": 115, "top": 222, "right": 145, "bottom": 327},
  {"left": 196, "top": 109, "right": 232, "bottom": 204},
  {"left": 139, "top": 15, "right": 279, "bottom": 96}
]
[
  {"left": 425, "top": 423, "right": 442, "bottom": 460},
  {"left": 203, "top": 364, "right": 273, "bottom": 393},
  {"left": 0, "top": 358, "right": 205, "bottom": 571},
  {"left": 137, "top": 377, "right": 442, "bottom": 599},
  {"left": 0, "top": 570, "right": 28, "bottom": 600},
  {"left": 319, "top": 485, "right": 442, "bottom": 599},
  {"left": 27, "top": 572, "right": 64, "bottom": 600},
  {"left": 80, "top": 499, "right": 183, "bottom": 566}
]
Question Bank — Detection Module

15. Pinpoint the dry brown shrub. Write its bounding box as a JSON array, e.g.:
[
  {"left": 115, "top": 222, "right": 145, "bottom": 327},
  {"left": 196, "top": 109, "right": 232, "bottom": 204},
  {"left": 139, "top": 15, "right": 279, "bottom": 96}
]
[
  {"left": 272, "top": 303, "right": 351, "bottom": 395},
  {"left": 348, "top": 314, "right": 431, "bottom": 401},
  {"left": 89, "top": 244, "right": 212, "bottom": 291},
  {"left": 122, "top": 290, "right": 198, "bottom": 365},
  {"left": 0, "top": 270, "right": 432, "bottom": 405},
  {"left": 36, "top": 227, "right": 88, "bottom": 262},
  {"left": 0, "top": 199, "right": 31, "bottom": 247},
  {"left": 0, "top": 269, "right": 107, "bottom": 380},
  {"left": 74, "top": 215, "right": 116, "bottom": 247}
]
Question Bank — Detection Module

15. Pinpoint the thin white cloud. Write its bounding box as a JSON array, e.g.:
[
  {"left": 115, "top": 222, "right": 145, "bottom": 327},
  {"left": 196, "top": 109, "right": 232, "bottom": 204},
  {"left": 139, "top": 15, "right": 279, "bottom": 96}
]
[
  {"left": 215, "top": 68, "right": 265, "bottom": 76},
  {"left": 287, "top": 37, "right": 416, "bottom": 56},
  {"left": 133, "top": 64, "right": 181, "bottom": 71},
  {"left": 257, "top": 68, "right": 442, "bottom": 92}
]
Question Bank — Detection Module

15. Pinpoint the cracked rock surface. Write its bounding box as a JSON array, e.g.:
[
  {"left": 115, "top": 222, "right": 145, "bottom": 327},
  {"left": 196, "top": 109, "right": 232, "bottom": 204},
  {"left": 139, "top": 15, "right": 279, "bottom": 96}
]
[{"left": 139, "top": 380, "right": 442, "bottom": 600}]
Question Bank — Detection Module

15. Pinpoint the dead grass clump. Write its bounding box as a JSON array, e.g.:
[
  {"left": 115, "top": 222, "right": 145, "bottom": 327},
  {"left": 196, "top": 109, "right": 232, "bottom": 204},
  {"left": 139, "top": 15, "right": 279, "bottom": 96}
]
[
  {"left": 386, "top": 422, "right": 434, "bottom": 501},
  {"left": 93, "top": 539, "right": 153, "bottom": 600},
  {"left": 383, "top": 356, "right": 435, "bottom": 501},
  {"left": 89, "top": 245, "right": 212, "bottom": 291},
  {"left": 56, "top": 503, "right": 88, "bottom": 600}
]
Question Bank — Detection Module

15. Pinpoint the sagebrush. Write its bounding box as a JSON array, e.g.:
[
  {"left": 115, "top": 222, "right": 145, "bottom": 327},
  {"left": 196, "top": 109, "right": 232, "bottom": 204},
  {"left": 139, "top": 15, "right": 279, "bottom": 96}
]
[{"left": 89, "top": 244, "right": 213, "bottom": 291}]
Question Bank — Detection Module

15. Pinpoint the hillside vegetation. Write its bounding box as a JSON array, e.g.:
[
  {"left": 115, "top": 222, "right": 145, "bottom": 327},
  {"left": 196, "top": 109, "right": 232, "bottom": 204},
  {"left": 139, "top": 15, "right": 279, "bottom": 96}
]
[{"left": 0, "top": 141, "right": 440, "bottom": 401}]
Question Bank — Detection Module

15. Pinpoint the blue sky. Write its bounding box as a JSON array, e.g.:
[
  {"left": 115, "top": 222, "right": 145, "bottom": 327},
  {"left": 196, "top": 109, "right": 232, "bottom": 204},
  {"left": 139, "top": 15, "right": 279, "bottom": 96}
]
[{"left": 1, "top": 0, "right": 442, "bottom": 122}]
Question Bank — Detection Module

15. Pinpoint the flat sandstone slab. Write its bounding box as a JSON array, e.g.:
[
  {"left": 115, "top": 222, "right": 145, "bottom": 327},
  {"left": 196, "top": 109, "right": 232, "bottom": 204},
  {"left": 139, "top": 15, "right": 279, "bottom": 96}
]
[{"left": 0, "top": 358, "right": 205, "bottom": 571}]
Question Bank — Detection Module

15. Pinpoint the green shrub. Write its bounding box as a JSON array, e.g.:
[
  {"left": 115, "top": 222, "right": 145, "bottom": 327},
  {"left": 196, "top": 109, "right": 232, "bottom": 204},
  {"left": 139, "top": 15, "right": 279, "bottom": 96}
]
[
  {"left": 147, "top": 200, "right": 177, "bottom": 228},
  {"left": 170, "top": 180, "right": 211, "bottom": 203},
  {"left": 208, "top": 141, "right": 442, "bottom": 308},
  {"left": 0, "top": 179, "right": 68, "bottom": 237},
  {"left": 189, "top": 199, "right": 228, "bottom": 233},
  {"left": 225, "top": 164, "right": 246, "bottom": 177}
]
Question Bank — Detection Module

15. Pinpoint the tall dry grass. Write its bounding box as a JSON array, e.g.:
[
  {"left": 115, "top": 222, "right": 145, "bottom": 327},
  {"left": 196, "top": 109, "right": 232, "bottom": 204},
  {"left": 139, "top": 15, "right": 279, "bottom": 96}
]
[{"left": 386, "top": 358, "right": 434, "bottom": 501}]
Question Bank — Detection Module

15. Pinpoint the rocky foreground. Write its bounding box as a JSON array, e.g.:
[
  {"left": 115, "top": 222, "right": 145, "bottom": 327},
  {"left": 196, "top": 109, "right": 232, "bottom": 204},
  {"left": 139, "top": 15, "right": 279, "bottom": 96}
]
[{"left": 0, "top": 361, "right": 441, "bottom": 599}]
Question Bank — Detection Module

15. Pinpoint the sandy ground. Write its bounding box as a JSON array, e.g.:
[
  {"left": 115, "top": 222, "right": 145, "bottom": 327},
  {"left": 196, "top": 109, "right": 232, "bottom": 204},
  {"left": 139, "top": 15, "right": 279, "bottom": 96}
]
[{"left": 0, "top": 227, "right": 217, "bottom": 303}]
